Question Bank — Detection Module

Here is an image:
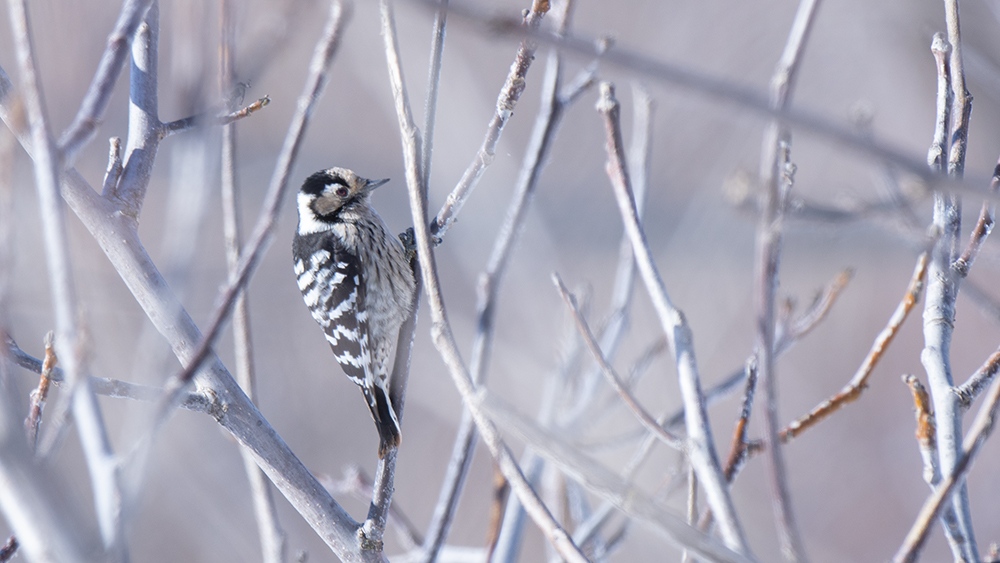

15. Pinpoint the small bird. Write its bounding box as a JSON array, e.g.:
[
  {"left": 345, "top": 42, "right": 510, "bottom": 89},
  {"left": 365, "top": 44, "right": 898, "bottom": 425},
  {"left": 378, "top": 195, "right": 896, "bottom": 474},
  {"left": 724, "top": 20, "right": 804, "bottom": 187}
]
[{"left": 293, "top": 167, "right": 416, "bottom": 458}]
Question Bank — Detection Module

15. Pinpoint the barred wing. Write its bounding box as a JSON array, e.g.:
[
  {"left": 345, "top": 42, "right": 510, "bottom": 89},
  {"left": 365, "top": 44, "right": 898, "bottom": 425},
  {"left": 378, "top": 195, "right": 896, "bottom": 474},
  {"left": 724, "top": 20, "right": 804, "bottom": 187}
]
[{"left": 293, "top": 235, "right": 371, "bottom": 386}]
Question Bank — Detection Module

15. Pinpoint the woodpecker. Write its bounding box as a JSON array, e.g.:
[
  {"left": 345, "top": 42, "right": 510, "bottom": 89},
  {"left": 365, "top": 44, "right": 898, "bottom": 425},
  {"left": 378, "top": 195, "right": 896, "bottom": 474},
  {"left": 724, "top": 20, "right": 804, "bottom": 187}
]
[{"left": 293, "top": 167, "right": 416, "bottom": 458}]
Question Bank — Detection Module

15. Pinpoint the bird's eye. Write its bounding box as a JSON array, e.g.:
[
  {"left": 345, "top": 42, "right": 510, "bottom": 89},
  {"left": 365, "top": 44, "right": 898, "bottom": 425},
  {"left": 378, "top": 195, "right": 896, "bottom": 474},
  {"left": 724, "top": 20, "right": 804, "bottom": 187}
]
[{"left": 335, "top": 186, "right": 349, "bottom": 197}]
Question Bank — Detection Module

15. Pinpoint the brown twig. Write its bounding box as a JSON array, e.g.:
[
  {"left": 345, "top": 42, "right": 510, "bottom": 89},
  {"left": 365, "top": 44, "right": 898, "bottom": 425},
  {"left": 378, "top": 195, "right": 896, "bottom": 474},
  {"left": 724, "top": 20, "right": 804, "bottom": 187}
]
[
  {"left": 903, "top": 375, "right": 938, "bottom": 485},
  {"left": 894, "top": 339, "right": 1000, "bottom": 562},
  {"left": 24, "top": 331, "right": 55, "bottom": 451},
  {"left": 161, "top": 95, "right": 271, "bottom": 138},
  {"left": 781, "top": 252, "right": 929, "bottom": 441}
]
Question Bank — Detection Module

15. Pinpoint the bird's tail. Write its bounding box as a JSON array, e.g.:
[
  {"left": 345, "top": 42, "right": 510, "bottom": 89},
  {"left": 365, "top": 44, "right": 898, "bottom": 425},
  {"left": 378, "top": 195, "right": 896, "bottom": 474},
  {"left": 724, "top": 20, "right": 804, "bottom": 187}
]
[{"left": 362, "top": 384, "right": 401, "bottom": 458}]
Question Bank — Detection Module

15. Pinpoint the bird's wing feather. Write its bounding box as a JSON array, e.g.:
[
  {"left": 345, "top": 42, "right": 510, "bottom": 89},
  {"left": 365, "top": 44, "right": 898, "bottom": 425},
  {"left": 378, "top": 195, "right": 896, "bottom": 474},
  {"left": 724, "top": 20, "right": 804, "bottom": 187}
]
[{"left": 294, "top": 234, "right": 372, "bottom": 386}]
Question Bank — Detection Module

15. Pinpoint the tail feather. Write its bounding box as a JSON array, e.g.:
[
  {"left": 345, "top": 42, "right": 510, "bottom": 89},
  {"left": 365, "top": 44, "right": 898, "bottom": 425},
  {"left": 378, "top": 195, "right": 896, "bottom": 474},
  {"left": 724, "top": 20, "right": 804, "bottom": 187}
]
[{"left": 362, "top": 385, "right": 401, "bottom": 458}]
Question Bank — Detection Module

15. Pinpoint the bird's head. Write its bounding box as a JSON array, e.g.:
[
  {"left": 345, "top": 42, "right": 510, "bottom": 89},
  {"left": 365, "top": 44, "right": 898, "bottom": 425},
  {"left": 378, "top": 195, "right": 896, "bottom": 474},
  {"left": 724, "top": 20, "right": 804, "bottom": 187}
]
[{"left": 297, "top": 167, "right": 389, "bottom": 234}]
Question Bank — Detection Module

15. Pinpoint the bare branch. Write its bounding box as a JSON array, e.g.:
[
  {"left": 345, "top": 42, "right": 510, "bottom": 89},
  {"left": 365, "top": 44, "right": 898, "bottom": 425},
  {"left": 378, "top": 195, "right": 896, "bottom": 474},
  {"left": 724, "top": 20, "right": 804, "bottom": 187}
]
[
  {"left": 920, "top": 8, "right": 979, "bottom": 559},
  {"left": 553, "top": 274, "right": 683, "bottom": 450},
  {"left": 6, "top": 0, "right": 125, "bottom": 556},
  {"left": 162, "top": 95, "right": 271, "bottom": 138},
  {"left": 429, "top": 0, "right": 550, "bottom": 238},
  {"left": 57, "top": 0, "right": 155, "bottom": 164},
  {"left": 383, "top": 2, "right": 586, "bottom": 555},
  {"left": 4, "top": 334, "right": 209, "bottom": 412},
  {"left": 752, "top": 2, "right": 821, "bottom": 559},
  {"left": 220, "top": 1, "right": 287, "bottom": 560},
  {"left": 894, "top": 341, "right": 1000, "bottom": 563},
  {"left": 781, "top": 252, "right": 928, "bottom": 441},
  {"left": 597, "top": 81, "right": 749, "bottom": 555},
  {"left": 478, "top": 391, "right": 757, "bottom": 563},
  {"left": 24, "top": 331, "right": 55, "bottom": 450},
  {"left": 422, "top": 2, "right": 583, "bottom": 558}
]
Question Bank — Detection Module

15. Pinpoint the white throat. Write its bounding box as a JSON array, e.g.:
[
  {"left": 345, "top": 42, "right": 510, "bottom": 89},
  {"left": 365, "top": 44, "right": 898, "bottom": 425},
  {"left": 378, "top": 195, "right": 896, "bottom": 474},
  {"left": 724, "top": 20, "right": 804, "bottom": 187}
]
[{"left": 297, "top": 191, "right": 333, "bottom": 235}]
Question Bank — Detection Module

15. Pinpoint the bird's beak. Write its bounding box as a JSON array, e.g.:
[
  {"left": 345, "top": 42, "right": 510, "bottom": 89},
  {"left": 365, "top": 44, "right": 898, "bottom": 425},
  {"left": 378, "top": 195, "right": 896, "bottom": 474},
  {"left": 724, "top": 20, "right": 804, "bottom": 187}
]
[{"left": 364, "top": 178, "right": 390, "bottom": 192}]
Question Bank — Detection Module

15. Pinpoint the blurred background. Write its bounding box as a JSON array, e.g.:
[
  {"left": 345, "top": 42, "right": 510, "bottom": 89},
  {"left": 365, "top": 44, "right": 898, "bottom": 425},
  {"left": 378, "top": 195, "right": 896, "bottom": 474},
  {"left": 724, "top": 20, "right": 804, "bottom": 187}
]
[{"left": 3, "top": 0, "right": 1000, "bottom": 561}]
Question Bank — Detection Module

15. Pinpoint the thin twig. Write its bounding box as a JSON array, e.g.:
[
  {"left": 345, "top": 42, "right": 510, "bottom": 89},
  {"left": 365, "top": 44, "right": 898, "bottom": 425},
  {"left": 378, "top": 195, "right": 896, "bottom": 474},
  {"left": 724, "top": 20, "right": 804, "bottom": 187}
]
[
  {"left": 554, "top": 274, "right": 684, "bottom": 450},
  {"left": 220, "top": 2, "right": 287, "bottom": 561},
  {"left": 101, "top": 137, "right": 122, "bottom": 198},
  {"left": 894, "top": 341, "right": 1000, "bottom": 563},
  {"left": 927, "top": 33, "right": 951, "bottom": 173},
  {"left": 956, "top": 346, "right": 1000, "bottom": 409},
  {"left": 420, "top": 0, "right": 447, "bottom": 188},
  {"left": 405, "top": 0, "right": 996, "bottom": 194},
  {"left": 903, "top": 375, "right": 938, "bottom": 486},
  {"left": 161, "top": 95, "right": 271, "bottom": 138},
  {"left": 0, "top": 536, "right": 16, "bottom": 562},
  {"left": 753, "top": 2, "right": 821, "bottom": 560},
  {"left": 781, "top": 251, "right": 929, "bottom": 441},
  {"left": 429, "top": 0, "right": 550, "bottom": 238},
  {"left": 597, "top": 81, "right": 749, "bottom": 555},
  {"left": 4, "top": 334, "right": 210, "bottom": 411},
  {"left": 6, "top": 0, "right": 126, "bottom": 557},
  {"left": 24, "top": 331, "right": 55, "bottom": 450}
]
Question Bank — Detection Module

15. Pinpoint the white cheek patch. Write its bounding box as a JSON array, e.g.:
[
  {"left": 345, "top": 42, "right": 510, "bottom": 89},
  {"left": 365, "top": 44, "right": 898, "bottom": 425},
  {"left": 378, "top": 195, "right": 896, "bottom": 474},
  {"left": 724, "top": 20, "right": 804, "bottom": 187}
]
[{"left": 297, "top": 192, "right": 329, "bottom": 235}]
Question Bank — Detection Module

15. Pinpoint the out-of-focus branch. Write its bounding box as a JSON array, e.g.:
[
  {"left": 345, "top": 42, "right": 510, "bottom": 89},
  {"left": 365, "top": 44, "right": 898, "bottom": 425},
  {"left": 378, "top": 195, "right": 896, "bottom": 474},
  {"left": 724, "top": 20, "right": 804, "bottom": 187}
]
[
  {"left": 597, "top": 81, "right": 749, "bottom": 555},
  {"left": 57, "top": 0, "right": 155, "bottom": 164},
  {"left": 429, "top": 0, "right": 549, "bottom": 239},
  {"left": 752, "top": 1, "right": 821, "bottom": 560},
  {"left": 4, "top": 334, "right": 210, "bottom": 412},
  {"left": 554, "top": 274, "right": 683, "bottom": 450},
  {"left": 406, "top": 0, "right": 996, "bottom": 193},
  {"left": 6, "top": 0, "right": 126, "bottom": 557},
  {"left": 920, "top": 11, "right": 979, "bottom": 562},
  {"left": 479, "top": 392, "right": 757, "bottom": 563},
  {"left": 220, "top": 1, "right": 287, "bottom": 561},
  {"left": 162, "top": 96, "right": 271, "bottom": 138}
]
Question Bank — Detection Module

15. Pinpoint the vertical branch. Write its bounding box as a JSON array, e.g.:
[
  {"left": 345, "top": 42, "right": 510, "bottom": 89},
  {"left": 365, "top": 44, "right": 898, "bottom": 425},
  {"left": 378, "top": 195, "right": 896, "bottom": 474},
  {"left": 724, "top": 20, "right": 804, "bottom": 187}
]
[
  {"left": 920, "top": 4, "right": 978, "bottom": 561},
  {"left": 382, "top": 2, "right": 586, "bottom": 559},
  {"left": 422, "top": 2, "right": 577, "bottom": 560},
  {"left": 420, "top": 0, "right": 447, "bottom": 188},
  {"left": 597, "top": 82, "right": 749, "bottom": 555},
  {"left": 220, "top": 1, "right": 287, "bottom": 562},
  {"left": 115, "top": 1, "right": 162, "bottom": 219},
  {"left": 753, "top": 1, "right": 820, "bottom": 560},
  {"left": 57, "top": 0, "right": 155, "bottom": 164},
  {"left": 430, "top": 0, "right": 550, "bottom": 238},
  {"left": 6, "top": 0, "right": 126, "bottom": 559}
]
